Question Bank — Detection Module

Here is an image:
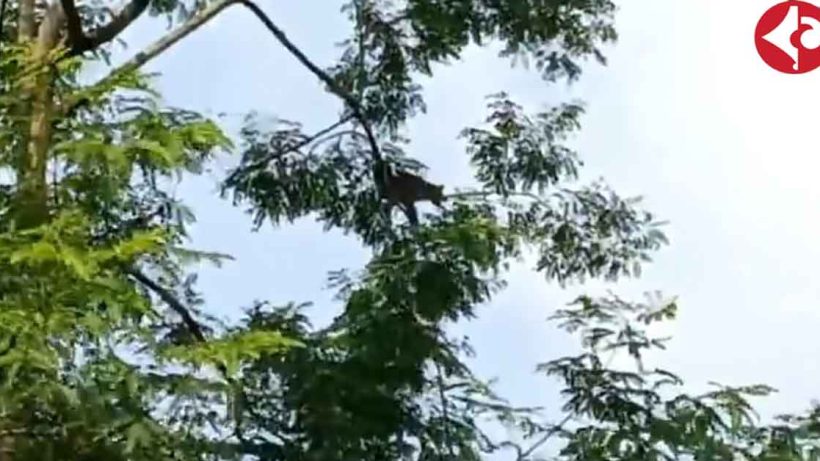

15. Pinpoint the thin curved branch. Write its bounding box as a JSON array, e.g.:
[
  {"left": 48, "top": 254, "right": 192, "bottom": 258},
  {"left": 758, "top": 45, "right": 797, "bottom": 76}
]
[
  {"left": 306, "top": 129, "right": 363, "bottom": 156},
  {"left": 444, "top": 190, "right": 548, "bottom": 204},
  {"left": 515, "top": 413, "right": 572, "bottom": 461},
  {"left": 126, "top": 265, "right": 266, "bottom": 448},
  {"left": 232, "top": 115, "right": 354, "bottom": 176},
  {"left": 264, "top": 115, "right": 353, "bottom": 162},
  {"left": 126, "top": 267, "right": 208, "bottom": 343},
  {"left": 236, "top": 0, "right": 383, "bottom": 163}
]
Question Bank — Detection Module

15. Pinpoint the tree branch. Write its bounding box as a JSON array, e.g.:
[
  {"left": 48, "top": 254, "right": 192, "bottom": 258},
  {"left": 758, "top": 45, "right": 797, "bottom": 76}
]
[
  {"left": 306, "top": 128, "right": 364, "bottom": 155},
  {"left": 93, "top": 0, "right": 383, "bottom": 164},
  {"left": 435, "top": 361, "right": 454, "bottom": 460},
  {"left": 99, "top": 0, "right": 236, "bottom": 79},
  {"left": 239, "top": 115, "right": 354, "bottom": 173},
  {"left": 62, "top": 0, "right": 150, "bottom": 56},
  {"left": 515, "top": 348, "right": 620, "bottom": 461},
  {"left": 269, "top": 115, "right": 353, "bottom": 159},
  {"left": 126, "top": 265, "right": 270, "bottom": 443},
  {"left": 444, "top": 190, "right": 547, "bottom": 203},
  {"left": 515, "top": 414, "right": 572, "bottom": 461},
  {"left": 0, "top": 0, "right": 9, "bottom": 45},
  {"left": 126, "top": 267, "right": 208, "bottom": 343},
  {"left": 82, "top": 0, "right": 149, "bottom": 52},
  {"left": 59, "top": 0, "right": 88, "bottom": 52},
  {"left": 235, "top": 0, "right": 383, "bottom": 163}
]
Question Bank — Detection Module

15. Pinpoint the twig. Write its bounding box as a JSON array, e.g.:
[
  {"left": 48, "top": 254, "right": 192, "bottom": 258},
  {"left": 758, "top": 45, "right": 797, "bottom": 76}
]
[
  {"left": 240, "top": 114, "right": 354, "bottom": 172},
  {"left": 81, "top": 0, "right": 150, "bottom": 54},
  {"left": 445, "top": 191, "right": 547, "bottom": 203},
  {"left": 78, "top": 0, "right": 384, "bottom": 187},
  {"left": 516, "top": 413, "right": 572, "bottom": 461},
  {"left": 306, "top": 128, "right": 365, "bottom": 156}
]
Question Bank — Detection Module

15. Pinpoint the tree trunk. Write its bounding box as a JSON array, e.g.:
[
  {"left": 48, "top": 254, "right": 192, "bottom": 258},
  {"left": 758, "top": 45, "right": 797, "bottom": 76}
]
[
  {"left": 14, "top": 1, "right": 63, "bottom": 228},
  {"left": 2, "top": 3, "right": 64, "bottom": 457},
  {"left": 16, "top": 0, "right": 34, "bottom": 39}
]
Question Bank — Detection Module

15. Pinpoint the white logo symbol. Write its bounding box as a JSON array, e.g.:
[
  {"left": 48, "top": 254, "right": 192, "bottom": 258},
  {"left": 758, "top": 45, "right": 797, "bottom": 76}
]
[{"left": 762, "top": 4, "right": 820, "bottom": 70}]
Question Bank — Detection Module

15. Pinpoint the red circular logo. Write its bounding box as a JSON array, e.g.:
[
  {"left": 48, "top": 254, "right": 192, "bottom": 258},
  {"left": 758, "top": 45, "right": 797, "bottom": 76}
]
[{"left": 755, "top": 1, "right": 820, "bottom": 73}]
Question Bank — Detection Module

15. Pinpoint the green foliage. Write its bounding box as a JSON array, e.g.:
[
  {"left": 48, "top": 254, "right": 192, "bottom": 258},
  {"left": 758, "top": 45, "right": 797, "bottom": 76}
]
[
  {"left": 463, "top": 94, "right": 584, "bottom": 196},
  {"left": 162, "top": 329, "right": 304, "bottom": 376},
  {"left": 331, "top": 0, "right": 618, "bottom": 134},
  {"left": 220, "top": 83, "right": 668, "bottom": 458},
  {"left": 522, "top": 294, "right": 820, "bottom": 461},
  {"left": 0, "top": 48, "right": 268, "bottom": 460}
]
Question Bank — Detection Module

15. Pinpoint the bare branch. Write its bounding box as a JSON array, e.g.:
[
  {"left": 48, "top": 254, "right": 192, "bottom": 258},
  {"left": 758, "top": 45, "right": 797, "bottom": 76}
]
[
  {"left": 515, "top": 414, "right": 572, "bottom": 461},
  {"left": 515, "top": 349, "right": 620, "bottom": 461},
  {"left": 307, "top": 128, "right": 364, "bottom": 155},
  {"left": 100, "top": 0, "right": 236, "bottom": 79},
  {"left": 274, "top": 115, "right": 353, "bottom": 158},
  {"left": 444, "top": 190, "right": 546, "bottom": 203},
  {"left": 126, "top": 265, "right": 269, "bottom": 437}
]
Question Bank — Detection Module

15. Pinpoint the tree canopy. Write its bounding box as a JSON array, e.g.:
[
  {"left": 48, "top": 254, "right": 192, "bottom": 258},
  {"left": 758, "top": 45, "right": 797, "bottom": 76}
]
[{"left": 0, "top": 0, "right": 816, "bottom": 460}]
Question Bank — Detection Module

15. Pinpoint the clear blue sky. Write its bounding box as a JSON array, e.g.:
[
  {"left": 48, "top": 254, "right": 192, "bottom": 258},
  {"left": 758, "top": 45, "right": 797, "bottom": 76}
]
[{"left": 97, "top": 0, "right": 820, "bottom": 453}]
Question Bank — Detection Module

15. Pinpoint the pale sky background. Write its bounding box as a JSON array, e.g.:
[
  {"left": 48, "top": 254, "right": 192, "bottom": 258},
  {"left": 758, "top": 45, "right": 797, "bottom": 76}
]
[{"left": 91, "top": 0, "right": 820, "bottom": 450}]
